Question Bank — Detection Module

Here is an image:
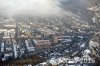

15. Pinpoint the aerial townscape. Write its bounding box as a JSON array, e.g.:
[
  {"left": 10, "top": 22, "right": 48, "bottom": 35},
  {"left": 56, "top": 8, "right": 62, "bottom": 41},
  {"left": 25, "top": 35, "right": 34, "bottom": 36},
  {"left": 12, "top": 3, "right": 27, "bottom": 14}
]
[{"left": 0, "top": 0, "right": 100, "bottom": 66}]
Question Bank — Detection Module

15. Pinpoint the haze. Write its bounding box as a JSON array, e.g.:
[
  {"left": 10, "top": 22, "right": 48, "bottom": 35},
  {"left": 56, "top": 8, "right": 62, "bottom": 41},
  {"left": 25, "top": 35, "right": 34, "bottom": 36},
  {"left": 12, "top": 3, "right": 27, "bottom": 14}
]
[
  {"left": 0, "top": 0, "right": 65, "bottom": 16},
  {"left": 0, "top": 0, "right": 99, "bottom": 17}
]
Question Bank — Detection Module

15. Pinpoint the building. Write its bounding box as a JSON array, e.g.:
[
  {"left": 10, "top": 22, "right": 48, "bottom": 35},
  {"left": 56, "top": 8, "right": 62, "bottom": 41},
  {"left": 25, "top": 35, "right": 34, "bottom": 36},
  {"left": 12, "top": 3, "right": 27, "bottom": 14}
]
[{"left": 35, "top": 40, "right": 51, "bottom": 49}]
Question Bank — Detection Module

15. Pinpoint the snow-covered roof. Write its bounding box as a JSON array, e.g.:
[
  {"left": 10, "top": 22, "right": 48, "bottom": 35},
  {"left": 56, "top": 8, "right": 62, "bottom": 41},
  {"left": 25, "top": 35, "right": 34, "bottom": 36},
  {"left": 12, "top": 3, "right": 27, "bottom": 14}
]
[
  {"left": 40, "top": 62, "right": 48, "bottom": 65},
  {"left": 49, "top": 58, "right": 58, "bottom": 65},
  {"left": 80, "top": 43, "right": 85, "bottom": 48},
  {"left": 89, "top": 40, "right": 99, "bottom": 48},
  {"left": 84, "top": 49, "right": 91, "bottom": 55},
  {"left": 74, "top": 57, "right": 80, "bottom": 61},
  {"left": 67, "top": 59, "right": 75, "bottom": 64}
]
